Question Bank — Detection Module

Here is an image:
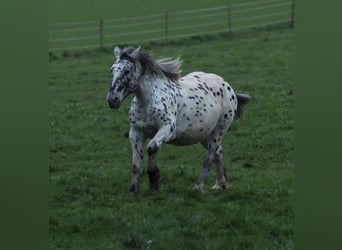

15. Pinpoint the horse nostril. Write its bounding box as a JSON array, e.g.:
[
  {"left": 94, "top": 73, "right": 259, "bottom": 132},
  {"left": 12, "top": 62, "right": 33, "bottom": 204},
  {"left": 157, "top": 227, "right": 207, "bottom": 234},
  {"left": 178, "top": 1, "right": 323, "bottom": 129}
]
[{"left": 108, "top": 96, "right": 121, "bottom": 109}]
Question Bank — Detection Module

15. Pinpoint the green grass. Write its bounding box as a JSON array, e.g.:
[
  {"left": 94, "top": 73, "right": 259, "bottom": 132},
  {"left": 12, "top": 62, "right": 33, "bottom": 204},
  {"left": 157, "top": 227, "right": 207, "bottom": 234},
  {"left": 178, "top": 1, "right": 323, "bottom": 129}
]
[{"left": 49, "top": 28, "right": 294, "bottom": 249}]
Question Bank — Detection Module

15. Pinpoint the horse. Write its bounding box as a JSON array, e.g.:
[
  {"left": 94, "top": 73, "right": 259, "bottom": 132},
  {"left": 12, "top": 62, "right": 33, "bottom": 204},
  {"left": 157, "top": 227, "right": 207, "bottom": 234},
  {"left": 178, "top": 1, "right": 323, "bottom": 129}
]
[{"left": 106, "top": 46, "right": 251, "bottom": 193}]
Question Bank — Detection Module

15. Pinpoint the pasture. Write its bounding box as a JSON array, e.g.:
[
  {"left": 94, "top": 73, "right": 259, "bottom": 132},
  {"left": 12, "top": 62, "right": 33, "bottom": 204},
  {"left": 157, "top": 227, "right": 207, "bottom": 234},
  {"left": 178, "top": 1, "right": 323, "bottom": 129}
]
[{"left": 49, "top": 26, "right": 294, "bottom": 249}]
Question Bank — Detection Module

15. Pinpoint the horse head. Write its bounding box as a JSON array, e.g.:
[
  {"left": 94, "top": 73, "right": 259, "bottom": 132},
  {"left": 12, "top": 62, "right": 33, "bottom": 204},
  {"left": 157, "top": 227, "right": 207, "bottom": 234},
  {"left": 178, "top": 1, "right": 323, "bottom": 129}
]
[{"left": 107, "top": 46, "right": 142, "bottom": 109}]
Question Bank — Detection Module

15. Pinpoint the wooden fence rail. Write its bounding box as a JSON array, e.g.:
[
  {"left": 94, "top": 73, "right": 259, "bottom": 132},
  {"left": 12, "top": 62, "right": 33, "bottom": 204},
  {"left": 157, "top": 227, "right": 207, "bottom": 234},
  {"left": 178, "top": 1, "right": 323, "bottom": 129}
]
[{"left": 49, "top": 0, "right": 294, "bottom": 51}]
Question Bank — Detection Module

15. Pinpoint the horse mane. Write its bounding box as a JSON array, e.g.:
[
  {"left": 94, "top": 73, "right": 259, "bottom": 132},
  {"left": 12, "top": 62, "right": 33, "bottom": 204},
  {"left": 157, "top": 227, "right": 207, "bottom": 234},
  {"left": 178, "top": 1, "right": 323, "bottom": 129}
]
[{"left": 121, "top": 47, "right": 182, "bottom": 81}]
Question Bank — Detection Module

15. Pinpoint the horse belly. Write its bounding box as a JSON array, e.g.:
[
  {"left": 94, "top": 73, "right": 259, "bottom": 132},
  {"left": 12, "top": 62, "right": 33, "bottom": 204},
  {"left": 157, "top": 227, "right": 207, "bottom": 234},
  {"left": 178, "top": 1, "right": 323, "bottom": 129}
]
[
  {"left": 170, "top": 129, "right": 214, "bottom": 145},
  {"left": 171, "top": 107, "right": 221, "bottom": 146}
]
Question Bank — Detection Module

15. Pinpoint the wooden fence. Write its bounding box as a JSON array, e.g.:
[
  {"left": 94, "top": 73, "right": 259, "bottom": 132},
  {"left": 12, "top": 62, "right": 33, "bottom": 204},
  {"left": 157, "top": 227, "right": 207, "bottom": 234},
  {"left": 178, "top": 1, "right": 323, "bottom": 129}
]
[{"left": 49, "top": 0, "right": 294, "bottom": 51}]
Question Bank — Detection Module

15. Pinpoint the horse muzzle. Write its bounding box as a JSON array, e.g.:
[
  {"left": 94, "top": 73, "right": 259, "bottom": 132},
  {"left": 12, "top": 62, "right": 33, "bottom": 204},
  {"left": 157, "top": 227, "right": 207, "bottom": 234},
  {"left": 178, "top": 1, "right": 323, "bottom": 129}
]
[{"left": 107, "top": 95, "right": 122, "bottom": 109}]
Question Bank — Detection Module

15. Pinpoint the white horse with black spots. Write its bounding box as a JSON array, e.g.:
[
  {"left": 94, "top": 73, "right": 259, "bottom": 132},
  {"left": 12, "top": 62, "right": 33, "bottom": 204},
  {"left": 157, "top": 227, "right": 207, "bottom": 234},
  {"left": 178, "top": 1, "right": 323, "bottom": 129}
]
[{"left": 107, "top": 46, "right": 251, "bottom": 193}]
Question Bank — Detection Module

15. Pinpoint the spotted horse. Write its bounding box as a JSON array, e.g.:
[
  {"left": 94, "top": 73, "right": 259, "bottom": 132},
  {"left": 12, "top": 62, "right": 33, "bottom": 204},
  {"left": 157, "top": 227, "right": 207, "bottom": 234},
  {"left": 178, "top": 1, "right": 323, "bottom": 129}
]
[{"left": 107, "top": 46, "right": 251, "bottom": 193}]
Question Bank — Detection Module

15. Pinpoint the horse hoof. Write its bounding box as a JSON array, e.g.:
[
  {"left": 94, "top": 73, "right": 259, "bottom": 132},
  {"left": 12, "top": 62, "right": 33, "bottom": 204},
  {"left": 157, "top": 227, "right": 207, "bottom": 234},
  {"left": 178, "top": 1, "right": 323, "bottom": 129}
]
[
  {"left": 212, "top": 182, "right": 229, "bottom": 190},
  {"left": 129, "top": 184, "right": 139, "bottom": 194},
  {"left": 193, "top": 184, "right": 204, "bottom": 192},
  {"left": 149, "top": 181, "right": 161, "bottom": 192}
]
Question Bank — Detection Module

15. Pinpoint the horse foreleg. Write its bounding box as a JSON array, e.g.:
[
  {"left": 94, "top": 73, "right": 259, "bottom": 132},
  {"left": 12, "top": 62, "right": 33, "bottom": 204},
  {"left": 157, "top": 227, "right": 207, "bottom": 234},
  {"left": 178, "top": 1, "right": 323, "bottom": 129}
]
[
  {"left": 129, "top": 128, "right": 145, "bottom": 194},
  {"left": 146, "top": 149, "right": 161, "bottom": 191},
  {"left": 146, "top": 125, "right": 176, "bottom": 191}
]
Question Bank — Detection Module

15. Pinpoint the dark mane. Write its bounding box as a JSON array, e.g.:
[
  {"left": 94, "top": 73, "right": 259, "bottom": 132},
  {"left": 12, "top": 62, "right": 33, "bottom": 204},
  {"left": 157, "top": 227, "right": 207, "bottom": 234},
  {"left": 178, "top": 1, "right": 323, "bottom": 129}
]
[{"left": 121, "top": 47, "right": 182, "bottom": 81}]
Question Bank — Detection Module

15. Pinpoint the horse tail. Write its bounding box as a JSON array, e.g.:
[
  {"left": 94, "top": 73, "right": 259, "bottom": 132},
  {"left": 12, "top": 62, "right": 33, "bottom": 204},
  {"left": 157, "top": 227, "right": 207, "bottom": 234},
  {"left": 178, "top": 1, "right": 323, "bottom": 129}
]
[{"left": 235, "top": 93, "right": 251, "bottom": 119}]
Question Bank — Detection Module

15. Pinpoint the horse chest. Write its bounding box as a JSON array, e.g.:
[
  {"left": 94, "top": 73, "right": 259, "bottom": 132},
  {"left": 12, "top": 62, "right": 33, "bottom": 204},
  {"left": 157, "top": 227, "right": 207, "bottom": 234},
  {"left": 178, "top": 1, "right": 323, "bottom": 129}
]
[{"left": 129, "top": 98, "right": 176, "bottom": 137}]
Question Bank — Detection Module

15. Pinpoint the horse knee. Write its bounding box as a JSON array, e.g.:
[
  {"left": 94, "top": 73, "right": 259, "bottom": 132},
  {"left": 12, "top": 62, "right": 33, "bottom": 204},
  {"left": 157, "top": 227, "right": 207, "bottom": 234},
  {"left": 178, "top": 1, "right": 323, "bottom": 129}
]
[
  {"left": 147, "top": 141, "right": 158, "bottom": 156},
  {"left": 215, "top": 146, "right": 223, "bottom": 163},
  {"left": 215, "top": 146, "right": 223, "bottom": 156}
]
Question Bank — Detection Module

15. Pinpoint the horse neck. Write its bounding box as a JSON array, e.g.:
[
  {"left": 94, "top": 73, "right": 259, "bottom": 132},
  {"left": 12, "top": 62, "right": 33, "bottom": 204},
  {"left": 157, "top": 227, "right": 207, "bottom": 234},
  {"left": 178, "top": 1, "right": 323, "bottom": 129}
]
[{"left": 136, "top": 74, "right": 169, "bottom": 103}]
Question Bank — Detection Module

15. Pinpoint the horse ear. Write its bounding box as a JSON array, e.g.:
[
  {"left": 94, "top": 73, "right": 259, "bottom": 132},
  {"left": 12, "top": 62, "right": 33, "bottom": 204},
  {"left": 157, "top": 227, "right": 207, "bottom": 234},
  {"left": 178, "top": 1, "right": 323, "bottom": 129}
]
[
  {"left": 129, "top": 46, "right": 141, "bottom": 60},
  {"left": 114, "top": 46, "right": 121, "bottom": 59}
]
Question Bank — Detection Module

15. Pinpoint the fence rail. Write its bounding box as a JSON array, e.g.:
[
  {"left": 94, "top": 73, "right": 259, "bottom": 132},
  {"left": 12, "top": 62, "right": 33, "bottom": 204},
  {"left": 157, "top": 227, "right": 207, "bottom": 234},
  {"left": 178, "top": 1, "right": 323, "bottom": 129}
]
[{"left": 49, "top": 0, "right": 294, "bottom": 51}]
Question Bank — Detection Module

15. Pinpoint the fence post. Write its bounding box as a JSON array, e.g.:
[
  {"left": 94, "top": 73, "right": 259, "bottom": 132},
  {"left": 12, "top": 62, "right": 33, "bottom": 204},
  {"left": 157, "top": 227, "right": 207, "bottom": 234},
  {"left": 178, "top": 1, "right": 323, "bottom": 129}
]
[
  {"left": 291, "top": 0, "right": 294, "bottom": 28},
  {"left": 99, "top": 18, "right": 104, "bottom": 49},
  {"left": 227, "top": 4, "right": 232, "bottom": 33},
  {"left": 164, "top": 11, "right": 169, "bottom": 43}
]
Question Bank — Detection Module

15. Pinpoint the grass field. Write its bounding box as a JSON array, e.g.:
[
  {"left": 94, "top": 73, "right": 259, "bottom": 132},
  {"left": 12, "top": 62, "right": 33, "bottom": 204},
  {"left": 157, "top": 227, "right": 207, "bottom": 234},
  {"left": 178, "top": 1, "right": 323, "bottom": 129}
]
[{"left": 49, "top": 25, "right": 294, "bottom": 249}]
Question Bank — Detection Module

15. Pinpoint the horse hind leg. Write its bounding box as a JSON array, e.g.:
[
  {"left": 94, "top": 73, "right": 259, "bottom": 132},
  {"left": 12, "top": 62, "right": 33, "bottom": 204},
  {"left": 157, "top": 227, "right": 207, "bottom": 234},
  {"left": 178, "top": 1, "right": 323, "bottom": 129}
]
[
  {"left": 197, "top": 116, "right": 231, "bottom": 191},
  {"left": 196, "top": 144, "right": 228, "bottom": 191},
  {"left": 212, "top": 145, "right": 229, "bottom": 190},
  {"left": 196, "top": 137, "right": 223, "bottom": 191},
  {"left": 195, "top": 148, "right": 215, "bottom": 191}
]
